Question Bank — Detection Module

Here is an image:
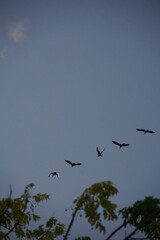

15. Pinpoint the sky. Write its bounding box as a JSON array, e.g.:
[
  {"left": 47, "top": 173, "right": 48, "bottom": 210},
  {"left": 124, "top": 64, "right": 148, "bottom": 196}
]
[{"left": 0, "top": 1, "right": 160, "bottom": 239}]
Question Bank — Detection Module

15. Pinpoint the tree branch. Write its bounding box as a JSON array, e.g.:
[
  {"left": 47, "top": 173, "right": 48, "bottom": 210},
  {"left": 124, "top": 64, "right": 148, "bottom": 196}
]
[
  {"left": 124, "top": 211, "right": 160, "bottom": 240},
  {"left": 5, "top": 221, "right": 19, "bottom": 237},
  {"left": 105, "top": 221, "right": 127, "bottom": 240},
  {"left": 5, "top": 187, "right": 29, "bottom": 238},
  {"left": 105, "top": 214, "right": 138, "bottom": 240},
  {"left": 63, "top": 207, "right": 79, "bottom": 240}
]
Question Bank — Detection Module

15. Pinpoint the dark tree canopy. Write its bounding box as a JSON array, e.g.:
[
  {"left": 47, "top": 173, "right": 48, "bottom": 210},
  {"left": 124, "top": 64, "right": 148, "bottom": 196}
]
[{"left": 119, "top": 196, "right": 160, "bottom": 239}]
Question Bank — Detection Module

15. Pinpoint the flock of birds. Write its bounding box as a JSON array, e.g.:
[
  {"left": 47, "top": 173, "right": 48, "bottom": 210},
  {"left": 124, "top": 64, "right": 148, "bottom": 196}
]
[{"left": 48, "top": 128, "right": 155, "bottom": 179}]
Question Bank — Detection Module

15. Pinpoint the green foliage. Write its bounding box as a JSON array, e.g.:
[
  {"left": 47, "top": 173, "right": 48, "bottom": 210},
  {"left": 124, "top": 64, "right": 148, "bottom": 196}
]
[
  {"left": 148, "top": 221, "right": 160, "bottom": 239},
  {"left": 73, "top": 181, "right": 118, "bottom": 233},
  {"left": 119, "top": 196, "right": 160, "bottom": 239},
  {"left": 0, "top": 183, "right": 64, "bottom": 239},
  {"left": 74, "top": 237, "right": 91, "bottom": 240},
  {"left": 1, "top": 182, "right": 159, "bottom": 240}
]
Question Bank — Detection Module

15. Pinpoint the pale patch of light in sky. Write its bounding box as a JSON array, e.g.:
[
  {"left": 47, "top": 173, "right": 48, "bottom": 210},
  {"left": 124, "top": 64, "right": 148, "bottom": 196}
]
[
  {"left": 0, "top": 46, "right": 9, "bottom": 60},
  {"left": 8, "top": 21, "right": 26, "bottom": 43}
]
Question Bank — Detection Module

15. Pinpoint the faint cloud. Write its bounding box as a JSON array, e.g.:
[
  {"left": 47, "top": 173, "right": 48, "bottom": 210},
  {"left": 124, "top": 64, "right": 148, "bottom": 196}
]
[
  {"left": 0, "top": 20, "right": 27, "bottom": 60},
  {"left": 8, "top": 22, "right": 26, "bottom": 43},
  {"left": 0, "top": 46, "right": 9, "bottom": 60}
]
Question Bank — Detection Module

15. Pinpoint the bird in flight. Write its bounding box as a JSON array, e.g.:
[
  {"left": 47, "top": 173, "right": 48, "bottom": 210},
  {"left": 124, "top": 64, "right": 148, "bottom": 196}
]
[
  {"left": 48, "top": 172, "right": 59, "bottom": 178},
  {"left": 136, "top": 128, "right": 155, "bottom": 134},
  {"left": 112, "top": 141, "right": 130, "bottom": 149},
  {"left": 96, "top": 147, "right": 105, "bottom": 157},
  {"left": 65, "top": 160, "right": 82, "bottom": 167}
]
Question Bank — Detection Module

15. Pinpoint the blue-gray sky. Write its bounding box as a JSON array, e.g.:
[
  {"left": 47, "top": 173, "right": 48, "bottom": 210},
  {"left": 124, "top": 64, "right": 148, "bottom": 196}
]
[{"left": 0, "top": 1, "right": 160, "bottom": 239}]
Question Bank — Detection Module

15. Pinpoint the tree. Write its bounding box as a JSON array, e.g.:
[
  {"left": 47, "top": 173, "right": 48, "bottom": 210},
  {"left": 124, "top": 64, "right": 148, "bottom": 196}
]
[
  {"left": 0, "top": 183, "right": 64, "bottom": 239},
  {"left": 64, "top": 181, "right": 118, "bottom": 240},
  {"left": 0, "top": 181, "right": 118, "bottom": 240},
  {"left": 119, "top": 196, "right": 160, "bottom": 240},
  {"left": 106, "top": 196, "right": 160, "bottom": 240},
  {"left": 0, "top": 182, "right": 159, "bottom": 240}
]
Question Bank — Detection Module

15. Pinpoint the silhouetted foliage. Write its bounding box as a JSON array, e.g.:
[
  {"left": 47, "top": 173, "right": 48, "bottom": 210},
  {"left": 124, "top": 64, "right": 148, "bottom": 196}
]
[
  {"left": 63, "top": 181, "right": 118, "bottom": 240},
  {"left": 75, "top": 237, "right": 91, "bottom": 240},
  {"left": 0, "top": 184, "right": 64, "bottom": 239},
  {"left": 119, "top": 196, "right": 160, "bottom": 240},
  {"left": 0, "top": 184, "right": 159, "bottom": 240}
]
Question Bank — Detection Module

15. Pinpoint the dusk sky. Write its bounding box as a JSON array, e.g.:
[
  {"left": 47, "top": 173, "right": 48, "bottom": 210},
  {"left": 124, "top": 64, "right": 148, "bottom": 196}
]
[{"left": 0, "top": 1, "right": 160, "bottom": 239}]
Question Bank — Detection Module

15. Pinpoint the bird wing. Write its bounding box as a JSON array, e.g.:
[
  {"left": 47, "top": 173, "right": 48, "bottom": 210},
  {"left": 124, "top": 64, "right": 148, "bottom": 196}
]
[
  {"left": 101, "top": 149, "right": 105, "bottom": 154},
  {"left": 65, "top": 160, "right": 73, "bottom": 166},
  {"left": 96, "top": 147, "right": 100, "bottom": 155},
  {"left": 112, "top": 141, "right": 121, "bottom": 146},
  {"left": 48, "top": 173, "right": 52, "bottom": 177},
  {"left": 136, "top": 128, "right": 146, "bottom": 132},
  {"left": 122, "top": 143, "right": 130, "bottom": 147},
  {"left": 148, "top": 130, "right": 155, "bottom": 134},
  {"left": 74, "top": 163, "right": 82, "bottom": 166},
  {"left": 55, "top": 172, "right": 59, "bottom": 178}
]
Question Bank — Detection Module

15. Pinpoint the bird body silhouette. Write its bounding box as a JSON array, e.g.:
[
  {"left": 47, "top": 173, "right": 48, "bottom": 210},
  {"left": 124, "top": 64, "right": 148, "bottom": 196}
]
[
  {"left": 136, "top": 128, "right": 155, "bottom": 134},
  {"left": 48, "top": 172, "right": 59, "bottom": 178},
  {"left": 96, "top": 147, "right": 105, "bottom": 157},
  {"left": 65, "top": 160, "right": 82, "bottom": 167},
  {"left": 112, "top": 141, "right": 130, "bottom": 149}
]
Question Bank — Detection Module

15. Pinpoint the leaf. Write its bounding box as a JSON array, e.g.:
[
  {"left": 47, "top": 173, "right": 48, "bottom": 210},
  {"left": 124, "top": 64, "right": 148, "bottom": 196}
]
[
  {"left": 72, "top": 181, "right": 118, "bottom": 233},
  {"left": 32, "top": 214, "right": 40, "bottom": 222},
  {"left": 33, "top": 193, "right": 50, "bottom": 203},
  {"left": 54, "top": 225, "right": 64, "bottom": 236},
  {"left": 119, "top": 196, "right": 160, "bottom": 238},
  {"left": 15, "top": 225, "right": 25, "bottom": 238},
  {"left": 74, "top": 237, "right": 91, "bottom": 240},
  {"left": 46, "top": 217, "right": 56, "bottom": 228}
]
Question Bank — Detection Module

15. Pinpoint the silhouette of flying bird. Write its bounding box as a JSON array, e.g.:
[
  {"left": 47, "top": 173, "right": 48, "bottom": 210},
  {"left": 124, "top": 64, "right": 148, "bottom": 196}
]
[
  {"left": 136, "top": 128, "right": 155, "bottom": 134},
  {"left": 65, "top": 160, "right": 82, "bottom": 167},
  {"left": 96, "top": 147, "right": 105, "bottom": 157},
  {"left": 112, "top": 141, "right": 130, "bottom": 149},
  {"left": 48, "top": 172, "right": 59, "bottom": 178}
]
